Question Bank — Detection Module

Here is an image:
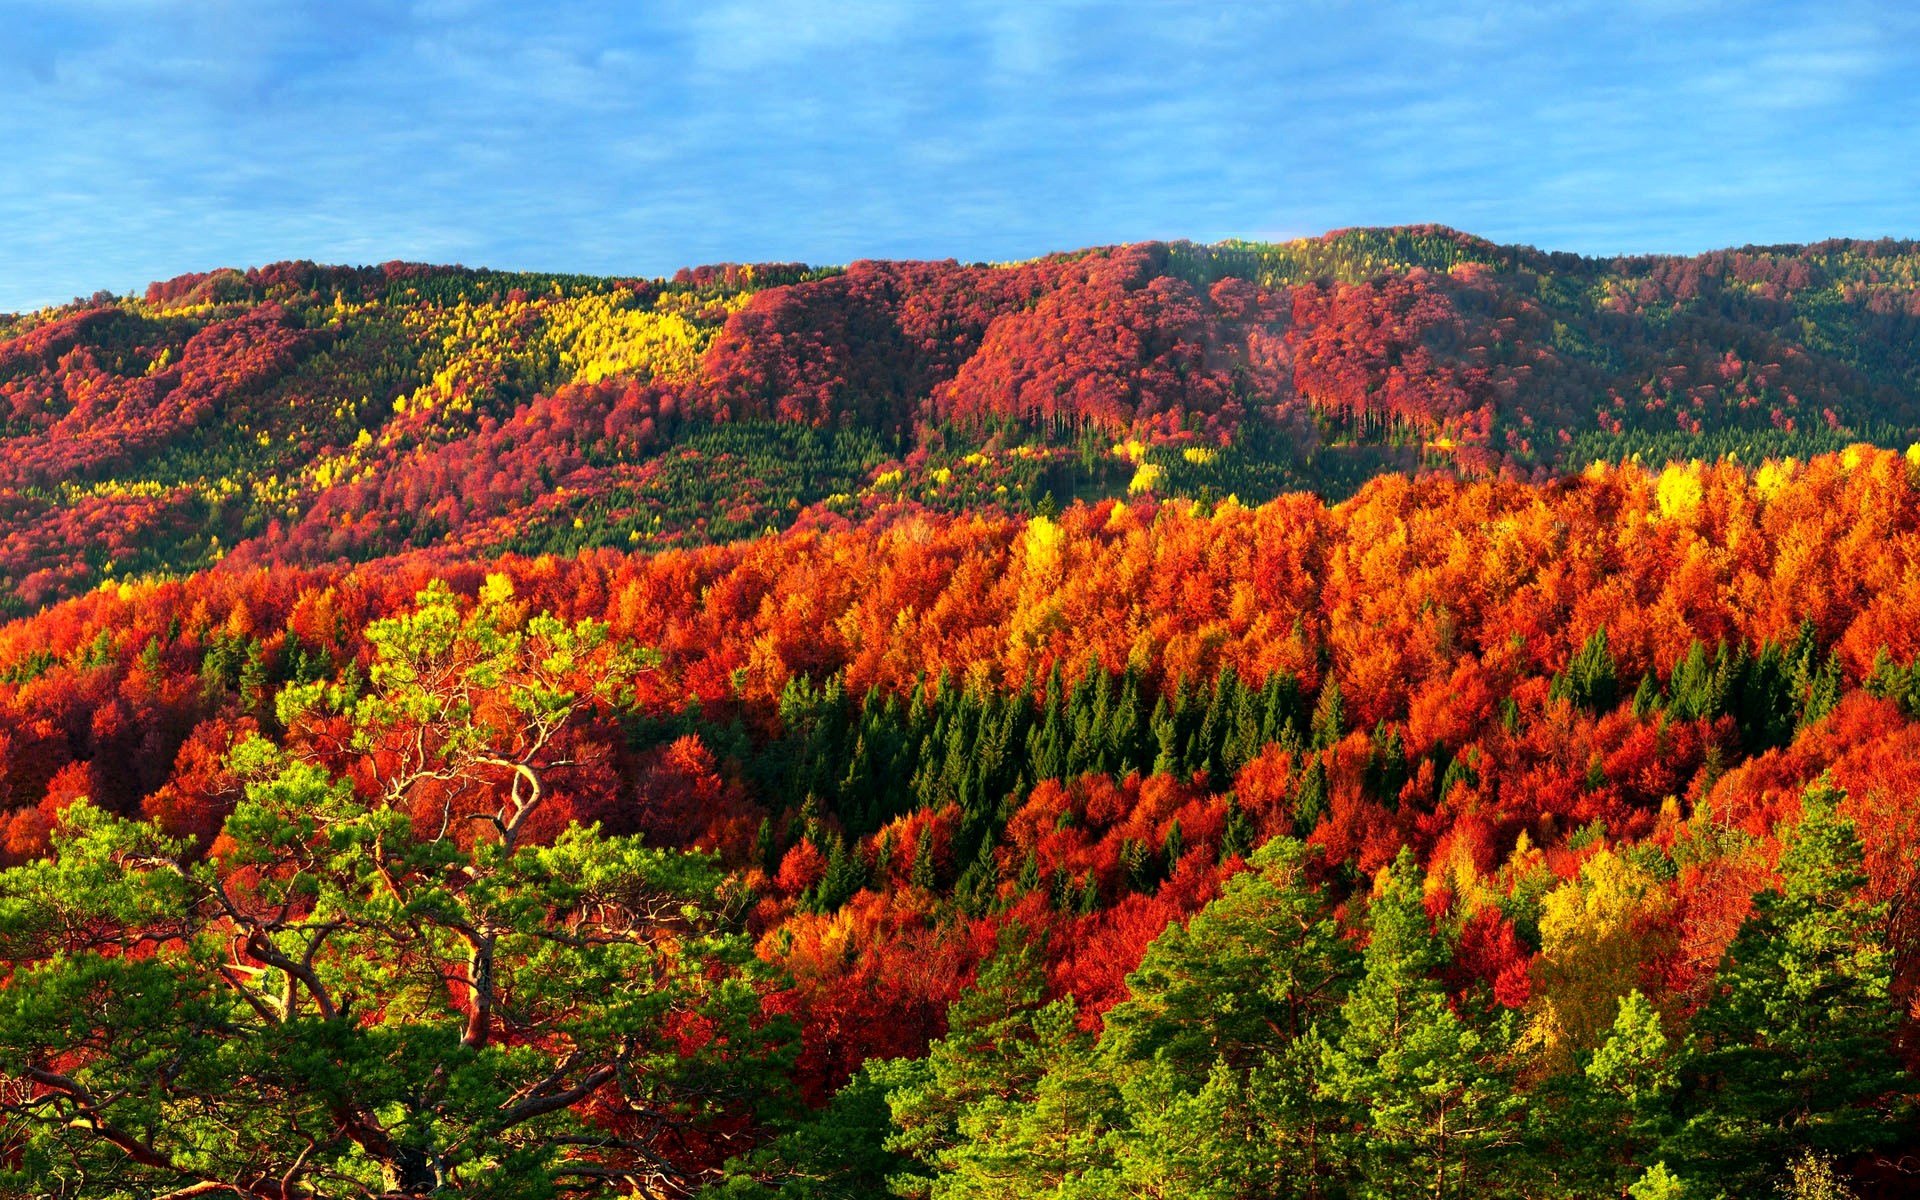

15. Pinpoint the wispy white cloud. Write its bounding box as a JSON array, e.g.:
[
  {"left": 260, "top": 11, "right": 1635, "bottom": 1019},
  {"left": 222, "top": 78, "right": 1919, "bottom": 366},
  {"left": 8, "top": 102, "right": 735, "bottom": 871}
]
[{"left": 0, "top": 0, "right": 1915, "bottom": 311}]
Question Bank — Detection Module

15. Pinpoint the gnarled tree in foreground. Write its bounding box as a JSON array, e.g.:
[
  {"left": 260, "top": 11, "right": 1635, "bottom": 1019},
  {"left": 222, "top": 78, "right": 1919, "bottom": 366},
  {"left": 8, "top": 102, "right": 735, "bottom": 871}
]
[{"left": 0, "top": 577, "right": 792, "bottom": 1198}]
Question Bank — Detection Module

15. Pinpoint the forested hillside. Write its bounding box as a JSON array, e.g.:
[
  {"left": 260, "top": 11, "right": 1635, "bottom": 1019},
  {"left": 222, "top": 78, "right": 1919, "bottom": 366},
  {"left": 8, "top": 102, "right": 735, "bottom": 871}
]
[
  {"left": 3, "top": 230, "right": 1920, "bottom": 1197},
  {"left": 6, "top": 227, "right": 1920, "bottom": 617}
]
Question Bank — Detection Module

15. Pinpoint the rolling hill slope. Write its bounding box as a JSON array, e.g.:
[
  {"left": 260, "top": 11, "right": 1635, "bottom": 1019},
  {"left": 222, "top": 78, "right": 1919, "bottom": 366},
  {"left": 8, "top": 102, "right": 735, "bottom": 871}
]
[
  {"left": 8, "top": 229, "right": 1920, "bottom": 1195},
  {"left": 5, "top": 226, "right": 1919, "bottom": 617}
]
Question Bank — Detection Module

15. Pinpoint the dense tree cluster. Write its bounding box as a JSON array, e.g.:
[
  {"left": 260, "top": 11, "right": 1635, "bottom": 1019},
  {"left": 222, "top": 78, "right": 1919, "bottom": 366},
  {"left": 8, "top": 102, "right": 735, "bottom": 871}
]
[
  {"left": 6, "top": 229, "right": 1920, "bottom": 615},
  {"left": 3, "top": 229, "right": 1920, "bottom": 1195},
  {"left": 0, "top": 443, "right": 1918, "bottom": 1192}
]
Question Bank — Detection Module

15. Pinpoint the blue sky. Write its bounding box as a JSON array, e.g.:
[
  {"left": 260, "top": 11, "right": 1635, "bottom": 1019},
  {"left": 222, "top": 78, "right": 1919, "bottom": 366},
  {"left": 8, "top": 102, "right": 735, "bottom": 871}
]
[{"left": 1, "top": 0, "right": 1916, "bottom": 313}]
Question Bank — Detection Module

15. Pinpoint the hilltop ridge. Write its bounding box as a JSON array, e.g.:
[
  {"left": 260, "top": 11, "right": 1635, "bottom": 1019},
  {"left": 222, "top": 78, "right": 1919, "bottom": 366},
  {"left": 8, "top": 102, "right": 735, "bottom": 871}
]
[{"left": 3, "top": 226, "right": 1919, "bottom": 616}]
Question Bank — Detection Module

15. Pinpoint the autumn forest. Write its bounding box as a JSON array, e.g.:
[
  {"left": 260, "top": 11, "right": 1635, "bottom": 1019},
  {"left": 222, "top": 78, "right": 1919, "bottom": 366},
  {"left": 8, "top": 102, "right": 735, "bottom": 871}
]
[{"left": 5, "top": 227, "right": 1920, "bottom": 1198}]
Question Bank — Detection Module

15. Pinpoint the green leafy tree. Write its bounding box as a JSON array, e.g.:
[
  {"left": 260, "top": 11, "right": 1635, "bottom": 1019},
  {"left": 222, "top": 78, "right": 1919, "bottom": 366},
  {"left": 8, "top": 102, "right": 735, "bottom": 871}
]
[
  {"left": 1534, "top": 989, "right": 1687, "bottom": 1198},
  {"left": 1774, "top": 1150, "right": 1859, "bottom": 1200},
  {"left": 867, "top": 927, "right": 1092, "bottom": 1199},
  {"left": 1095, "top": 837, "right": 1358, "bottom": 1199},
  {"left": 1628, "top": 1161, "right": 1690, "bottom": 1199},
  {"left": 705, "top": 1072, "right": 909, "bottom": 1200},
  {"left": 1670, "top": 780, "right": 1911, "bottom": 1191},
  {"left": 0, "top": 579, "right": 792, "bottom": 1198},
  {"left": 1321, "top": 847, "right": 1522, "bottom": 1199}
]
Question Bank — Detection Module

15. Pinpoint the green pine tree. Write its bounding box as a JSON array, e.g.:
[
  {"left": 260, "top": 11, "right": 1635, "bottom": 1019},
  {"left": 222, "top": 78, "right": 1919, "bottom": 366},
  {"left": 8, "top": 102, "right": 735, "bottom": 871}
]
[
  {"left": 1321, "top": 847, "right": 1522, "bottom": 1199},
  {"left": 1669, "top": 780, "right": 1912, "bottom": 1191},
  {"left": 1548, "top": 989, "right": 1686, "bottom": 1196},
  {"left": 1151, "top": 693, "right": 1183, "bottom": 777},
  {"left": 1295, "top": 758, "right": 1330, "bottom": 833},
  {"left": 1311, "top": 674, "right": 1345, "bottom": 751},
  {"left": 707, "top": 1072, "right": 908, "bottom": 1199},
  {"left": 911, "top": 828, "right": 940, "bottom": 892},
  {"left": 1099, "top": 837, "right": 1357, "bottom": 1198},
  {"left": 1551, "top": 627, "right": 1619, "bottom": 713},
  {"left": 871, "top": 928, "right": 1091, "bottom": 1199}
]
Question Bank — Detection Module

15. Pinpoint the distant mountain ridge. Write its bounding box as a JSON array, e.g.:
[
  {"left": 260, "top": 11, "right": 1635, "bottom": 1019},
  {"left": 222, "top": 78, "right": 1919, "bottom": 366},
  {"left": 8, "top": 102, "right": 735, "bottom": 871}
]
[{"left": 3, "top": 225, "right": 1918, "bottom": 617}]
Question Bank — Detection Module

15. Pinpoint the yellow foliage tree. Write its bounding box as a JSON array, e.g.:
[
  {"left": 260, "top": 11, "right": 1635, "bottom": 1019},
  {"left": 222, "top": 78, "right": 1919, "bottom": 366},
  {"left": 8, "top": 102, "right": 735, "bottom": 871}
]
[{"left": 1524, "top": 849, "right": 1677, "bottom": 1071}]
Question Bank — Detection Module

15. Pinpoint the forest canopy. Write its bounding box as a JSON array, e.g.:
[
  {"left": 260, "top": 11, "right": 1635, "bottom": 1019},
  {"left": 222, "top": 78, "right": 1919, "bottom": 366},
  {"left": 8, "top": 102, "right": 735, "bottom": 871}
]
[{"left": 3, "top": 230, "right": 1920, "bottom": 1196}]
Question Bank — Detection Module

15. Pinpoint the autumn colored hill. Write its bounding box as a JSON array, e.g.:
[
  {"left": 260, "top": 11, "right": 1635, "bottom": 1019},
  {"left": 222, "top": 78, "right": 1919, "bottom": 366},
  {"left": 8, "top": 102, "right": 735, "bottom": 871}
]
[
  {"left": 5, "top": 226, "right": 1920, "bottom": 618},
  {"left": 5, "top": 231, "right": 1920, "bottom": 1196}
]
